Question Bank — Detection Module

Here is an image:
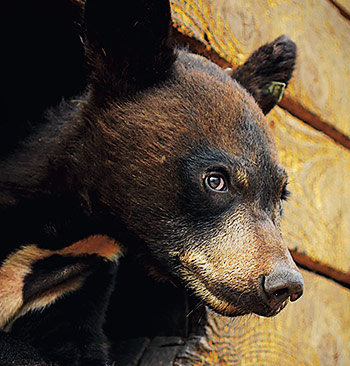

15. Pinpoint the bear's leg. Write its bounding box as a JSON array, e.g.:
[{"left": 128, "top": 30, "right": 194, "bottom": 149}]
[{"left": 9, "top": 260, "right": 117, "bottom": 366}]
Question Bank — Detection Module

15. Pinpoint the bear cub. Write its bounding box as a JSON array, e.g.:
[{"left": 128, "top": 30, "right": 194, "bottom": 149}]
[{"left": 0, "top": 0, "right": 303, "bottom": 364}]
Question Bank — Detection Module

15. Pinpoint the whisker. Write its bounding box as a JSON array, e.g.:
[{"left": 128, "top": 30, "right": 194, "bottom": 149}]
[{"left": 186, "top": 299, "right": 205, "bottom": 318}]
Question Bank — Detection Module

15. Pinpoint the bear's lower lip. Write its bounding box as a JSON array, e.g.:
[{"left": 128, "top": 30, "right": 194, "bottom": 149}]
[
  {"left": 202, "top": 290, "right": 288, "bottom": 318},
  {"left": 254, "top": 299, "right": 289, "bottom": 317},
  {"left": 180, "top": 267, "right": 289, "bottom": 318}
]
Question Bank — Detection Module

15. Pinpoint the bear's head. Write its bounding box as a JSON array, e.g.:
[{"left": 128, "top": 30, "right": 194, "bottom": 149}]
[{"left": 80, "top": 0, "right": 303, "bottom": 317}]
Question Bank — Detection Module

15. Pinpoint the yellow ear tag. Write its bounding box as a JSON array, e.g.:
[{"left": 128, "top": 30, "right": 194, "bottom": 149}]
[{"left": 261, "top": 81, "right": 286, "bottom": 102}]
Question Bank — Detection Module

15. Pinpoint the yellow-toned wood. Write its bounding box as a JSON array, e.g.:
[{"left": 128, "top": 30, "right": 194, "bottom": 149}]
[
  {"left": 269, "top": 107, "right": 350, "bottom": 273},
  {"left": 175, "top": 270, "right": 350, "bottom": 366},
  {"left": 335, "top": 0, "right": 350, "bottom": 14},
  {"left": 171, "top": 0, "right": 350, "bottom": 138},
  {"left": 171, "top": 0, "right": 350, "bottom": 274}
]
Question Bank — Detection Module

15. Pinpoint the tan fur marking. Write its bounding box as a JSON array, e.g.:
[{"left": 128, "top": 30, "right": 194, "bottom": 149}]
[
  {"left": 176, "top": 209, "right": 297, "bottom": 317},
  {"left": 4, "top": 276, "right": 86, "bottom": 332},
  {"left": 236, "top": 169, "right": 249, "bottom": 189},
  {"left": 60, "top": 235, "right": 123, "bottom": 261},
  {"left": 0, "top": 245, "right": 48, "bottom": 329},
  {"left": 0, "top": 235, "right": 123, "bottom": 330}
]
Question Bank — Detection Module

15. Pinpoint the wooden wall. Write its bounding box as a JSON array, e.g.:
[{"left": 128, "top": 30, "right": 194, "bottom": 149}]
[{"left": 170, "top": 1, "right": 350, "bottom": 365}]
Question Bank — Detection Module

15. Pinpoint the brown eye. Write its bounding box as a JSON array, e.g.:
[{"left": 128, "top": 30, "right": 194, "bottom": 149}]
[{"left": 205, "top": 173, "right": 227, "bottom": 192}]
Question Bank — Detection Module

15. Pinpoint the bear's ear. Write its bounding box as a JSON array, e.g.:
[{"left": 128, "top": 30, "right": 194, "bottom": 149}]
[
  {"left": 83, "top": 0, "right": 175, "bottom": 101},
  {"left": 230, "top": 35, "right": 297, "bottom": 115}
]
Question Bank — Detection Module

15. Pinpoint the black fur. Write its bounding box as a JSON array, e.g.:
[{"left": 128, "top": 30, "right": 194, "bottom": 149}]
[
  {"left": 1, "top": 0, "right": 86, "bottom": 158},
  {"left": 0, "top": 0, "right": 299, "bottom": 364},
  {"left": 231, "top": 35, "right": 297, "bottom": 114},
  {"left": 84, "top": 0, "right": 176, "bottom": 102},
  {"left": 11, "top": 260, "right": 117, "bottom": 366},
  {"left": 0, "top": 332, "right": 48, "bottom": 366}
]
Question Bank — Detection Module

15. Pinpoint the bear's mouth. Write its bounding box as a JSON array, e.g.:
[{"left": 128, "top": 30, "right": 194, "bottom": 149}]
[{"left": 179, "top": 266, "right": 288, "bottom": 318}]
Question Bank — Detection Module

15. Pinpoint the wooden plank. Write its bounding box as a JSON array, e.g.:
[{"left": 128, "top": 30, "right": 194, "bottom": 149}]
[
  {"left": 171, "top": 0, "right": 350, "bottom": 138},
  {"left": 174, "top": 270, "right": 350, "bottom": 366},
  {"left": 329, "top": 0, "right": 350, "bottom": 18},
  {"left": 269, "top": 107, "right": 350, "bottom": 274},
  {"left": 171, "top": 0, "right": 350, "bottom": 275}
]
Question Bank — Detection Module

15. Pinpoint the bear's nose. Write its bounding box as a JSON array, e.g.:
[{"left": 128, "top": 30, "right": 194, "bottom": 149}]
[{"left": 261, "top": 267, "right": 304, "bottom": 307}]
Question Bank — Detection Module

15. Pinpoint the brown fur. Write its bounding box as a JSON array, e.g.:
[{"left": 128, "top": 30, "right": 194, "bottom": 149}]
[
  {"left": 87, "top": 51, "right": 276, "bottom": 226},
  {"left": 0, "top": 1, "right": 303, "bottom": 363},
  {"left": 66, "top": 50, "right": 300, "bottom": 317},
  {"left": 0, "top": 47, "right": 300, "bottom": 319},
  {"left": 177, "top": 210, "right": 297, "bottom": 316}
]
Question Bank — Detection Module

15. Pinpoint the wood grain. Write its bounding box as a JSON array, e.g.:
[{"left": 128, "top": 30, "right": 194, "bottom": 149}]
[
  {"left": 269, "top": 107, "right": 350, "bottom": 274},
  {"left": 328, "top": 0, "right": 350, "bottom": 19},
  {"left": 174, "top": 270, "right": 350, "bottom": 366},
  {"left": 278, "top": 95, "right": 350, "bottom": 150},
  {"left": 171, "top": 0, "right": 350, "bottom": 138},
  {"left": 171, "top": 0, "right": 350, "bottom": 275}
]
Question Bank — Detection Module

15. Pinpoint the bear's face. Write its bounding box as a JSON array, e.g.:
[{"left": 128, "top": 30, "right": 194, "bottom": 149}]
[
  {"left": 88, "top": 51, "right": 297, "bottom": 317},
  {"left": 82, "top": 0, "right": 303, "bottom": 317}
]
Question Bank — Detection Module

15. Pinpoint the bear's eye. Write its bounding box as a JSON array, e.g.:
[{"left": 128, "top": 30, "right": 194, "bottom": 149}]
[{"left": 205, "top": 173, "right": 227, "bottom": 192}]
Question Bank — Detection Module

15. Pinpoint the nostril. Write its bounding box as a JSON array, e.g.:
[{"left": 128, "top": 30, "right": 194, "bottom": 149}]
[
  {"left": 290, "top": 289, "right": 303, "bottom": 302},
  {"left": 272, "top": 287, "right": 289, "bottom": 299},
  {"left": 262, "top": 268, "right": 304, "bottom": 305}
]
